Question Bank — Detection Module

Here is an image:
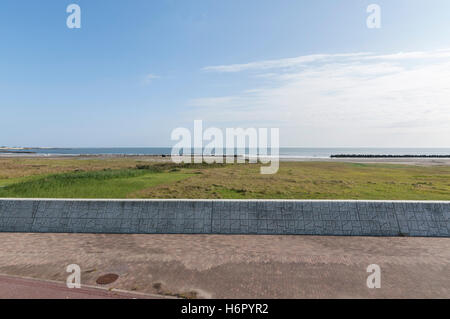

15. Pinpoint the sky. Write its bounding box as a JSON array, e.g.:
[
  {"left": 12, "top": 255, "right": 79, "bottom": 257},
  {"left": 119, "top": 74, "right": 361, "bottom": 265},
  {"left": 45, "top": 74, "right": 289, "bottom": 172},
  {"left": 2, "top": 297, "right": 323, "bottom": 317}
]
[{"left": 1, "top": 0, "right": 449, "bottom": 147}]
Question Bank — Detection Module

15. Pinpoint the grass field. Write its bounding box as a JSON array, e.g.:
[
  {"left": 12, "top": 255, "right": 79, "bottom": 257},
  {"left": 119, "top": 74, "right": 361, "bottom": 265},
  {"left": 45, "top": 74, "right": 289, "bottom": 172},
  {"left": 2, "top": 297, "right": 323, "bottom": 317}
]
[{"left": 0, "top": 158, "right": 449, "bottom": 199}]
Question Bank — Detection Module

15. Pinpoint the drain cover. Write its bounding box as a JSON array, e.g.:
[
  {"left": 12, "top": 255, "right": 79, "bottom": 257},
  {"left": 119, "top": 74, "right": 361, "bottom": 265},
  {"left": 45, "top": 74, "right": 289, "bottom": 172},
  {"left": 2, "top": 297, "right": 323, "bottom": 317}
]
[{"left": 96, "top": 273, "right": 119, "bottom": 285}]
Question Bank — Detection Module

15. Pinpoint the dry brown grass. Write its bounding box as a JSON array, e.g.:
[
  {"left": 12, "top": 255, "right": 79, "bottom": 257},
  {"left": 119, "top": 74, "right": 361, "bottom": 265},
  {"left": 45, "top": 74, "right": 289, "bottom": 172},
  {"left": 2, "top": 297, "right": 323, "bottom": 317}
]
[{"left": 129, "top": 161, "right": 450, "bottom": 200}]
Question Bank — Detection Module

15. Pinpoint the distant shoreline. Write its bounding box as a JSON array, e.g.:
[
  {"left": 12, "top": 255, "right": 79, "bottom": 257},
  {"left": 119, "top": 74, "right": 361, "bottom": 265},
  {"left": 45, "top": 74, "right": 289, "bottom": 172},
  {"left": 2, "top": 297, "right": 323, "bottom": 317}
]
[
  {"left": 1, "top": 153, "right": 450, "bottom": 166},
  {"left": 0, "top": 150, "right": 36, "bottom": 154},
  {"left": 331, "top": 154, "right": 450, "bottom": 158},
  {"left": 2, "top": 151, "right": 450, "bottom": 159},
  {"left": 1, "top": 147, "right": 450, "bottom": 163}
]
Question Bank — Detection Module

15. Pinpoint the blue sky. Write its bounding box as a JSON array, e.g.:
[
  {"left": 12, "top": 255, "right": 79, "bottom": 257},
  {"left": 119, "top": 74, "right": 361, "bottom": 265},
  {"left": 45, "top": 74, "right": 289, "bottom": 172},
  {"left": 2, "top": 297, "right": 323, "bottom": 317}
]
[{"left": 1, "top": 0, "right": 450, "bottom": 147}]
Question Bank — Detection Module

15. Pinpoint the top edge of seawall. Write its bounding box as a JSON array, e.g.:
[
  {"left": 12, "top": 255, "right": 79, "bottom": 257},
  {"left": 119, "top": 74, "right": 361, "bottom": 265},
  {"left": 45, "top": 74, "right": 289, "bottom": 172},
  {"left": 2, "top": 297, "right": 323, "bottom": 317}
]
[{"left": 0, "top": 198, "right": 449, "bottom": 203}]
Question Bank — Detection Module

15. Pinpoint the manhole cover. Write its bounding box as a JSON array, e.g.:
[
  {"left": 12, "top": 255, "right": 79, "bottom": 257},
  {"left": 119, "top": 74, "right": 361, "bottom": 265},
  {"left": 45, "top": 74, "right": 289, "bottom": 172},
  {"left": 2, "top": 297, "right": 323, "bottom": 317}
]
[{"left": 96, "top": 273, "right": 119, "bottom": 285}]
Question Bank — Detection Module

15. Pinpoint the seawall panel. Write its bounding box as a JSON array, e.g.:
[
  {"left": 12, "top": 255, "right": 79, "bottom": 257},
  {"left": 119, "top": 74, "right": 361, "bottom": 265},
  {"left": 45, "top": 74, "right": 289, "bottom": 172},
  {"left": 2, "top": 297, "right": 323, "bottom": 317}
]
[{"left": 0, "top": 199, "right": 448, "bottom": 237}]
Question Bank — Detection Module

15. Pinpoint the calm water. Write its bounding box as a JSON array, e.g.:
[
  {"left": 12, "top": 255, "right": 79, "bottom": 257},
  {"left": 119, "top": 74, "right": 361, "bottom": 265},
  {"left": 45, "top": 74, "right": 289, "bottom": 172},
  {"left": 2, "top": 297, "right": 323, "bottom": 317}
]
[{"left": 8, "top": 148, "right": 450, "bottom": 158}]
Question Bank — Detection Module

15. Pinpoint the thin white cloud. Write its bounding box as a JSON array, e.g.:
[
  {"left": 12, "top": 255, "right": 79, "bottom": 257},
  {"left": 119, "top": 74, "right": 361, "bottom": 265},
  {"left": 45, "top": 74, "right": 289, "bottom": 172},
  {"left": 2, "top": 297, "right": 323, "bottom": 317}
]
[
  {"left": 360, "top": 48, "right": 450, "bottom": 61},
  {"left": 202, "top": 52, "right": 371, "bottom": 73},
  {"left": 189, "top": 49, "right": 450, "bottom": 147},
  {"left": 143, "top": 73, "right": 160, "bottom": 84},
  {"left": 203, "top": 49, "right": 450, "bottom": 73}
]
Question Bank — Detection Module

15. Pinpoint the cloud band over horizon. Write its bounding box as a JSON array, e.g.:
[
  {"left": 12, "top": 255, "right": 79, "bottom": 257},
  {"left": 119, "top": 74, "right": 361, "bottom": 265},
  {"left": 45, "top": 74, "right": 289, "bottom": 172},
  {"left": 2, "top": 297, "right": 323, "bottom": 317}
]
[{"left": 187, "top": 49, "right": 450, "bottom": 147}]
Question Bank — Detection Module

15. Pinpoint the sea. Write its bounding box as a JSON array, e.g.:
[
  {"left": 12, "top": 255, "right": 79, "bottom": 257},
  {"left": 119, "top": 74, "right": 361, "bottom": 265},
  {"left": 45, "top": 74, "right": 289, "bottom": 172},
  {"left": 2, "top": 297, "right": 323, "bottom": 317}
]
[{"left": 4, "top": 148, "right": 450, "bottom": 159}]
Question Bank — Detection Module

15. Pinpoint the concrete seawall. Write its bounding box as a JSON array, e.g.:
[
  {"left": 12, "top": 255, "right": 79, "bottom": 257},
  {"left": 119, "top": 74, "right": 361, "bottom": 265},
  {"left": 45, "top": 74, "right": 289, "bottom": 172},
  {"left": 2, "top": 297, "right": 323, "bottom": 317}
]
[{"left": 0, "top": 199, "right": 448, "bottom": 237}]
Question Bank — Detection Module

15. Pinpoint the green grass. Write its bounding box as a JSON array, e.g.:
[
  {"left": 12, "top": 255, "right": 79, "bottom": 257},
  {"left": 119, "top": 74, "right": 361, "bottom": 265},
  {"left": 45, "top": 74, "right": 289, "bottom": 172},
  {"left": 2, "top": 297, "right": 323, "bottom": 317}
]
[
  {"left": 0, "top": 168, "right": 193, "bottom": 198},
  {"left": 0, "top": 177, "right": 30, "bottom": 187}
]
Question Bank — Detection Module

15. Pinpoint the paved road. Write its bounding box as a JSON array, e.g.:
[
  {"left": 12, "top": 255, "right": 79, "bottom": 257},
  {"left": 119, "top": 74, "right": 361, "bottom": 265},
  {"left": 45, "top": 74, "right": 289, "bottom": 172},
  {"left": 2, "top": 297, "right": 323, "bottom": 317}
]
[
  {"left": 0, "top": 233, "right": 449, "bottom": 298},
  {"left": 0, "top": 274, "right": 160, "bottom": 299}
]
